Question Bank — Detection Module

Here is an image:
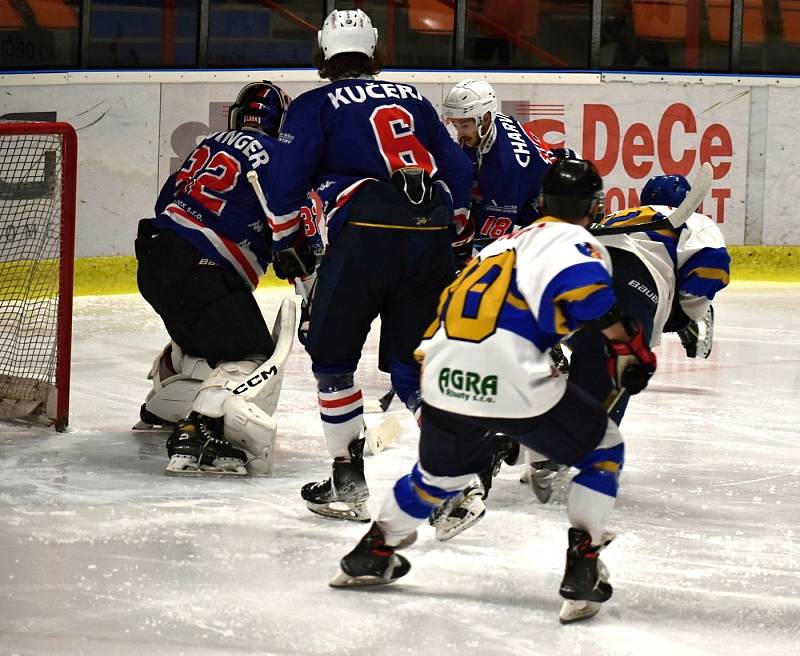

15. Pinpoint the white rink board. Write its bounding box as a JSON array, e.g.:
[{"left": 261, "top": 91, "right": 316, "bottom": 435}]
[
  {"left": 0, "top": 73, "right": 794, "bottom": 255},
  {"left": 763, "top": 86, "right": 800, "bottom": 246},
  {"left": 1, "top": 83, "right": 160, "bottom": 258}
]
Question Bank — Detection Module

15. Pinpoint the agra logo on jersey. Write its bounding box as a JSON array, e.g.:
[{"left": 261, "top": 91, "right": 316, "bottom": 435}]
[
  {"left": 576, "top": 242, "right": 603, "bottom": 260},
  {"left": 438, "top": 368, "right": 498, "bottom": 403}
]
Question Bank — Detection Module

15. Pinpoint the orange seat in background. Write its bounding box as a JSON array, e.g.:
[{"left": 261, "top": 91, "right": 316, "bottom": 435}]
[
  {"left": 780, "top": 0, "right": 800, "bottom": 44},
  {"left": 706, "top": 0, "right": 765, "bottom": 45},
  {"left": 482, "top": 1, "right": 540, "bottom": 37},
  {"left": 408, "top": 0, "right": 454, "bottom": 33},
  {"left": 632, "top": 0, "right": 689, "bottom": 40},
  {"left": 0, "top": 0, "right": 25, "bottom": 30},
  {"left": 27, "top": 0, "right": 79, "bottom": 29}
]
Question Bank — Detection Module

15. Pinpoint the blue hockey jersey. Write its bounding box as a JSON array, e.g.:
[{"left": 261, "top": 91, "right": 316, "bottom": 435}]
[
  {"left": 468, "top": 113, "right": 555, "bottom": 247},
  {"left": 153, "top": 128, "right": 278, "bottom": 289},
  {"left": 265, "top": 78, "right": 473, "bottom": 250}
]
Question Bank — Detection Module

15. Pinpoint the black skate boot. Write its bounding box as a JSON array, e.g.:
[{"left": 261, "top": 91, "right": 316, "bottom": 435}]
[
  {"left": 477, "top": 434, "right": 520, "bottom": 498},
  {"left": 165, "top": 412, "right": 248, "bottom": 476},
  {"left": 558, "top": 528, "right": 615, "bottom": 624},
  {"left": 301, "top": 438, "right": 370, "bottom": 522},
  {"left": 329, "top": 522, "right": 411, "bottom": 588}
]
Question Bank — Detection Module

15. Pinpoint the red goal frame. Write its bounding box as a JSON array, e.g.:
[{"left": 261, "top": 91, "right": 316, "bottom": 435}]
[{"left": 0, "top": 121, "right": 77, "bottom": 431}]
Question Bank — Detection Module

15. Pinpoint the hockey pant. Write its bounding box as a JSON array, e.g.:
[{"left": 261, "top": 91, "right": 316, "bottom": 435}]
[{"left": 377, "top": 392, "right": 623, "bottom": 547}]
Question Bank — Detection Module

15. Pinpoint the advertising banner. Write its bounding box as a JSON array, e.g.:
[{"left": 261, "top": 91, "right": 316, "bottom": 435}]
[{"left": 497, "top": 82, "right": 749, "bottom": 243}]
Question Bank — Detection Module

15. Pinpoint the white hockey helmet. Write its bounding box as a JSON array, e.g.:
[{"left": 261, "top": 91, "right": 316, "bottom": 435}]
[
  {"left": 318, "top": 9, "right": 378, "bottom": 59},
  {"left": 442, "top": 80, "right": 498, "bottom": 128}
]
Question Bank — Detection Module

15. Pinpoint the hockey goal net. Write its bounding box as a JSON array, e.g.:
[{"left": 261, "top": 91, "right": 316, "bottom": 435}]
[{"left": 0, "top": 122, "right": 77, "bottom": 431}]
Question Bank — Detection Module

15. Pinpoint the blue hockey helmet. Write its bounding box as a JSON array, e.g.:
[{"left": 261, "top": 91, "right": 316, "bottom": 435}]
[
  {"left": 228, "top": 81, "right": 290, "bottom": 138},
  {"left": 641, "top": 174, "right": 691, "bottom": 207}
]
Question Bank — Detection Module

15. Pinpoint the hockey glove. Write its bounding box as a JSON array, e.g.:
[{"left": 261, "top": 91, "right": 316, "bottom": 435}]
[
  {"left": 605, "top": 320, "right": 657, "bottom": 395},
  {"left": 273, "top": 239, "right": 317, "bottom": 281}
]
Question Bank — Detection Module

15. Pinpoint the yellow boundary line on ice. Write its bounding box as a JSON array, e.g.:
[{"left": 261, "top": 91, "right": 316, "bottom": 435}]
[{"left": 3, "top": 247, "right": 799, "bottom": 298}]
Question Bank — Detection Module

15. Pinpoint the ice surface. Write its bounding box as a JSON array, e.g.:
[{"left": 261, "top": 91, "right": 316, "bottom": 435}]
[{"left": 1, "top": 283, "right": 799, "bottom": 655}]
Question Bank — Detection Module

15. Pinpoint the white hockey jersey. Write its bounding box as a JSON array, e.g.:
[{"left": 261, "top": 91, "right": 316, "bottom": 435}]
[
  {"left": 418, "top": 218, "right": 616, "bottom": 418},
  {"left": 594, "top": 205, "right": 730, "bottom": 346}
]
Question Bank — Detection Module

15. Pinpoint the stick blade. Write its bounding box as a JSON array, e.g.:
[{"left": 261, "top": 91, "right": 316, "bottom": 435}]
[
  {"left": 364, "top": 415, "right": 402, "bottom": 455},
  {"left": 666, "top": 162, "right": 713, "bottom": 228}
]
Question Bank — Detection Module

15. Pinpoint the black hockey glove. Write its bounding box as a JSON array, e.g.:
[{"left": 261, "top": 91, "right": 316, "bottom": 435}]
[
  {"left": 605, "top": 320, "right": 657, "bottom": 395},
  {"left": 272, "top": 239, "right": 316, "bottom": 281}
]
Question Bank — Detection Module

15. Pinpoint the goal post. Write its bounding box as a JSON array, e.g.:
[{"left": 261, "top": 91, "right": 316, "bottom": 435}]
[{"left": 0, "top": 121, "right": 77, "bottom": 431}]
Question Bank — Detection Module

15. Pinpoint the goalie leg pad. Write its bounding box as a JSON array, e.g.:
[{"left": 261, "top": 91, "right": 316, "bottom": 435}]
[
  {"left": 222, "top": 396, "right": 278, "bottom": 475},
  {"left": 137, "top": 343, "right": 214, "bottom": 427},
  {"left": 191, "top": 297, "right": 296, "bottom": 418}
]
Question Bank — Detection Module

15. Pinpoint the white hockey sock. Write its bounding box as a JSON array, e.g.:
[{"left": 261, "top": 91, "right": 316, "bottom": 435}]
[
  {"left": 567, "top": 483, "right": 616, "bottom": 545},
  {"left": 318, "top": 386, "right": 364, "bottom": 459}
]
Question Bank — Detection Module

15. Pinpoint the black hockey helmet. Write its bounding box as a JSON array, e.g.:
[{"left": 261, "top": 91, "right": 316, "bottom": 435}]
[
  {"left": 540, "top": 158, "right": 604, "bottom": 220},
  {"left": 228, "top": 81, "right": 291, "bottom": 138}
]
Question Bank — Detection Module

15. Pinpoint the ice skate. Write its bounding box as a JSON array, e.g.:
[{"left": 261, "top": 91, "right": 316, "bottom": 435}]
[
  {"left": 558, "top": 528, "right": 615, "bottom": 624},
  {"left": 521, "top": 459, "right": 563, "bottom": 504},
  {"left": 329, "top": 522, "right": 411, "bottom": 588},
  {"left": 165, "top": 413, "right": 248, "bottom": 476},
  {"left": 429, "top": 482, "right": 486, "bottom": 542},
  {"left": 301, "top": 438, "right": 370, "bottom": 522},
  {"left": 132, "top": 403, "right": 176, "bottom": 431}
]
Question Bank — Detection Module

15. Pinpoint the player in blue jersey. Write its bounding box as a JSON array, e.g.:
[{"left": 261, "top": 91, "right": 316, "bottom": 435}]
[
  {"left": 264, "top": 9, "right": 473, "bottom": 522},
  {"left": 135, "top": 81, "right": 296, "bottom": 477},
  {"left": 441, "top": 79, "right": 555, "bottom": 268},
  {"left": 329, "top": 159, "right": 658, "bottom": 625}
]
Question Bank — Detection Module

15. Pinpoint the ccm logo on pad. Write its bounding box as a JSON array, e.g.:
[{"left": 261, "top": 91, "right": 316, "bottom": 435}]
[{"left": 232, "top": 366, "right": 278, "bottom": 395}]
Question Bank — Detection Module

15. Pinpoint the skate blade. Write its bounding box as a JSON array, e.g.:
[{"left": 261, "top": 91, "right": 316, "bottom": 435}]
[
  {"left": 131, "top": 420, "right": 172, "bottom": 432},
  {"left": 305, "top": 500, "right": 371, "bottom": 523},
  {"left": 165, "top": 457, "right": 247, "bottom": 477},
  {"left": 329, "top": 568, "right": 397, "bottom": 588},
  {"left": 434, "top": 507, "right": 486, "bottom": 542},
  {"left": 559, "top": 599, "right": 603, "bottom": 624}
]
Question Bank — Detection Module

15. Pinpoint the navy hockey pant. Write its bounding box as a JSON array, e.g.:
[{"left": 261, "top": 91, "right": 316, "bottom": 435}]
[
  {"left": 305, "top": 223, "right": 454, "bottom": 376},
  {"left": 417, "top": 383, "right": 609, "bottom": 479},
  {"left": 135, "top": 219, "right": 273, "bottom": 368},
  {"left": 567, "top": 247, "right": 658, "bottom": 425}
]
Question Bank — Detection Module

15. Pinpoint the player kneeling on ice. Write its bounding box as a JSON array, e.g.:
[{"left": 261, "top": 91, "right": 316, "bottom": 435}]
[
  {"left": 329, "top": 159, "right": 658, "bottom": 624},
  {"left": 135, "top": 81, "right": 295, "bottom": 476}
]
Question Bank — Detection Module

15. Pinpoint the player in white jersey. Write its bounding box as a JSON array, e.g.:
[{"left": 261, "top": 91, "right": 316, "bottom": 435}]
[
  {"left": 525, "top": 172, "right": 730, "bottom": 497},
  {"left": 328, "top": 159, "right": 658, "bottom": 624}
]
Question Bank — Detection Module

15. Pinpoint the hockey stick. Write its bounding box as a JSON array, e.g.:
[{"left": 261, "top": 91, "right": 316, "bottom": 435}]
[
  {"left": 590, "top": 162, "right": 714, "bottom": 236},
  {"left": 364, "top": 415, "right": 402, "bottom": 455},
  {"left": 246, "top": 169, "right": 311, "bottom": 303}
]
